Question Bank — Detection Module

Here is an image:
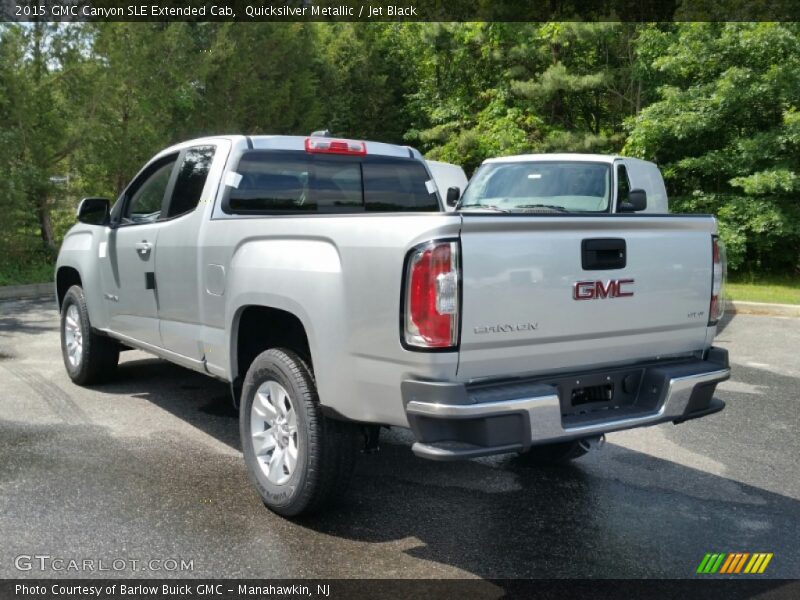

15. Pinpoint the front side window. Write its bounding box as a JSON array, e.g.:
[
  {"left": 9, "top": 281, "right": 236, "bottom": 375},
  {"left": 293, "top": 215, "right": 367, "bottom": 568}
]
[
  {"left": 167, "top": 146, "right": 215, "bottom": 218},
  {"left": 123, "top": 159, "right": 176, "bottom": 224},
  {"left": 460, "top": 161, "right": 611, "bottom": 213},
  {"left": 226, "top": 151, "right": 439, "bottom": 214}
]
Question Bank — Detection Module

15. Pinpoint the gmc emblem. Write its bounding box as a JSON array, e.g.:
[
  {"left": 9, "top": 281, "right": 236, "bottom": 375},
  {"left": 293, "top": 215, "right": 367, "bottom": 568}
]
[{"left": 573, "top": 279, "right": 634, "bottom": 300}]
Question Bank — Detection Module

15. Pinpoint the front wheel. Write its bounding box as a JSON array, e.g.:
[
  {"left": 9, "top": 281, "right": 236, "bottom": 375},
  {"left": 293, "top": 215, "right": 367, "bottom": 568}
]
[
  {"left": 60, "top": 285, "right": 119, "bottom": 385},
  {"left": 240, "top": 348, "right": 359, "bottom": 517}
]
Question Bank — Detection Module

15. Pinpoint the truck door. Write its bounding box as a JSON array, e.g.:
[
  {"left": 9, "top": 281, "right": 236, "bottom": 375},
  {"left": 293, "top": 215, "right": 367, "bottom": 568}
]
[
  {"left": 154, "top": 144, "right": 220, "bottom": 362},
  {"left": 102, "top": 154, "right": 178, "bottom": 347}
]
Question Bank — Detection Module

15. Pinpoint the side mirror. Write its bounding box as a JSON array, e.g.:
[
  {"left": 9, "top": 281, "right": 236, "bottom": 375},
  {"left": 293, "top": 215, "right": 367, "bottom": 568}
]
[
  {"left": 619, "top": 188, "right": 647, "bottom": 212},
  {"left": 77, "top": 197, "right": 111, "bottom": 226},
  {"left": 446, "top": 186, "right": 461, "bottom": 207}
]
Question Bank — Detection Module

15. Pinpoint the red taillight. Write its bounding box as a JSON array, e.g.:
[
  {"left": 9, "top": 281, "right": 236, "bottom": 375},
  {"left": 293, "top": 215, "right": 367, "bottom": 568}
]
[
  {"left": 709, "top": 235, "right": 726, "bottom": 325},
  {"left": 305, "top": 137, "right": 366, "bottom": 155},
  {"left": 404, "top": 241, "right": 460, "bottom": 349}
]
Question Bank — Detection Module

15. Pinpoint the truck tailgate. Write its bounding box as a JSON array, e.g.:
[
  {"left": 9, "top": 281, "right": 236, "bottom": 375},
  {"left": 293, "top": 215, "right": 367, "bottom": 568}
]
[{"left": 457, "top": 215, "right": 716, "bottom": 380}]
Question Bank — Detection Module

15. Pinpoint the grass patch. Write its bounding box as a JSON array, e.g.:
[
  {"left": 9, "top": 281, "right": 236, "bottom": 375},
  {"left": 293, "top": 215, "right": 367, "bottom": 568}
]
[
  {"left": 727, "top": 274, "right": 800, "bottom": 305},
  {"left": 0, "top": 258, "right": 54, "bottom": 287}
]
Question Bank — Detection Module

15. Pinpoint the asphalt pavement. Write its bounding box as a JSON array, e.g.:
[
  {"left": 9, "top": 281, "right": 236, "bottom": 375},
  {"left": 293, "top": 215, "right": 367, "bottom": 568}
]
[{"left": 0, "top": 297, "right": 798, "bottom": 579}]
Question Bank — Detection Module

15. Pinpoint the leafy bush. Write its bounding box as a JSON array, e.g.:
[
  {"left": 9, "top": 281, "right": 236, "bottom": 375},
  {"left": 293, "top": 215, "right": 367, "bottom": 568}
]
[
  {"left": 672, "top": 193, "right": 800, "bottom": 273},
  {"left": 626, "top": 23, "right": 800, "bottom": 274}
]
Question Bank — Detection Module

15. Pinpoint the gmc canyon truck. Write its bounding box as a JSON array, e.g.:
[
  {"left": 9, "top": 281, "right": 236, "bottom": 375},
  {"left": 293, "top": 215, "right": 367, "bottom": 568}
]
[{"left": 55, "top": 137, "right": 730, "bottom": 516}]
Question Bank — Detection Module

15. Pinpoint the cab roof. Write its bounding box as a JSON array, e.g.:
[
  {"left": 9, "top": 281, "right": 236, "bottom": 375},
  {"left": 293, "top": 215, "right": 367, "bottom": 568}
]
[{"left": 158, "top": 135, "right": 420, "bottom": 160}]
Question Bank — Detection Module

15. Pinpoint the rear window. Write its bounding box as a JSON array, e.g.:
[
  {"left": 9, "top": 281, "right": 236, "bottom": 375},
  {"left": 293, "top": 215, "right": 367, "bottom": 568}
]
[
  {"left": 363, "top": 160, "right": 436, "bottom": 212},
  {"left": 225, "top": 151, "right": 439, "bottom": 214}
]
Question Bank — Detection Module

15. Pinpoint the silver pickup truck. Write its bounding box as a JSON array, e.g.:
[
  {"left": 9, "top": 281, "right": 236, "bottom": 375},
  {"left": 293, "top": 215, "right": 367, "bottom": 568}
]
[{"left": 56, "top": 136, "right": 730, "bottom": 516}]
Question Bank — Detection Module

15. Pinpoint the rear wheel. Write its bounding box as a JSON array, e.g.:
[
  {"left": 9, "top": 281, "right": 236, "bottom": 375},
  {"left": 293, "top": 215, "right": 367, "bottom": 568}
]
[
  {"left": 240, "top": 348, "right": 359, "bottom": 517},
  {"left": 60, "top": 285, "right": 119, "bottom": 385}
]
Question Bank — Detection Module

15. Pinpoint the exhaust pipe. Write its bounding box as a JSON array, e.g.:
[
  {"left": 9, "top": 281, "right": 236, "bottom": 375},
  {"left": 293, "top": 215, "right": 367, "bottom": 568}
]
[{"left": 579, "top": 434, "right": 605, "bottom": 453}]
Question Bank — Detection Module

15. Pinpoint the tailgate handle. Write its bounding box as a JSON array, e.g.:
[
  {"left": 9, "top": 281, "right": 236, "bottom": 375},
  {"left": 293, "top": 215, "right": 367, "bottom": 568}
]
[{"left": 582, "top": 238, "right": 626, "bottom": 270}]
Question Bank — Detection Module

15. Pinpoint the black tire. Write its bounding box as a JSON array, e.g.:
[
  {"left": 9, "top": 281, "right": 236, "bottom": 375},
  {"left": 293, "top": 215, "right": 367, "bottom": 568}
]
[
  {"left": 240, "top": 348, "right": 359, "bottom": 517},
  {"left": 60, "top": 285, "right": 120, "bottom": 385},
  {"left": 518, "top": 440, "right": 589, "bottom": 465}
]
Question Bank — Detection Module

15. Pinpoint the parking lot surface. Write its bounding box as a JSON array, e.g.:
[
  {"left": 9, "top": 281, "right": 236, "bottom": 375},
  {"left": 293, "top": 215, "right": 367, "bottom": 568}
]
[{"left": 0, "top": 297, "right": 798, "bottom": 579}]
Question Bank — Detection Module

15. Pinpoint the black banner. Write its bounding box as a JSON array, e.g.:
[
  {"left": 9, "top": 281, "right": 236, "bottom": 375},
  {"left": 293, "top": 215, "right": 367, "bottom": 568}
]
[
  {"left": 5, "top": 0, "right": 800, "bottom": 22},
  {"left": 1, "top": 580, "right": 799, "bottom": 600}
]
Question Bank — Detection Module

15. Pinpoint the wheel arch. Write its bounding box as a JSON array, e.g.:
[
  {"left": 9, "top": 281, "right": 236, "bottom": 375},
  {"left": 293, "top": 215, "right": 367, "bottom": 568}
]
[
  {"left": 56, "top": 266, "right": 83, "bottom": 309},
  {"left": 229, "top": 303, "right": 313, "bottom": 407}
]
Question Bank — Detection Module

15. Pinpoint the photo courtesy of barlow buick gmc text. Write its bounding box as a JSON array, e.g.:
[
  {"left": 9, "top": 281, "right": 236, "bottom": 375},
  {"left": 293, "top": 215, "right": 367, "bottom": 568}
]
[{"left": 0, "top": 2, "right": 798, "bottom": 600}]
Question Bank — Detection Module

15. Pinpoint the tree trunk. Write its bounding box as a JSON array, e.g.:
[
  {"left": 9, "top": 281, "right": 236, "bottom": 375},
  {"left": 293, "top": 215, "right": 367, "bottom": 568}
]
[
  {"left": 635, "top": 79, "right": 642, "bottom": 115},
  {"left": 37, "top": 200, "right": 55, "bottom": 251}
]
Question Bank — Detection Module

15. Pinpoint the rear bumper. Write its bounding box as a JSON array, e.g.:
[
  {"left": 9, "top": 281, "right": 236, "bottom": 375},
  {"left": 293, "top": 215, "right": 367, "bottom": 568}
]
[{"left": 402, "top": 347, "right": 730, "bottom": 460}]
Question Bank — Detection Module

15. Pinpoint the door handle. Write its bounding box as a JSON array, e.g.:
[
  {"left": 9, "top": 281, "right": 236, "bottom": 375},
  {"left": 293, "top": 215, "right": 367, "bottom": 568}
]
[{"left": 135, "top": 241, "right": 152, "bottom": 256}]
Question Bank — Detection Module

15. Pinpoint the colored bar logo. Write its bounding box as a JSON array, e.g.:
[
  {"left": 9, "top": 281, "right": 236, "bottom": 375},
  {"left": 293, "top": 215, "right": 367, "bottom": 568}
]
[{"left": 697, "top": 552, "right": 773, "bottom": 574}]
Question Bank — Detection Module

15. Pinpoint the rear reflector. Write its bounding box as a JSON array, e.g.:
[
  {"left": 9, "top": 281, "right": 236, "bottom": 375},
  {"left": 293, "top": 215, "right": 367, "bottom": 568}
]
[
  {"left": 305, "top": 137, "right": 366, "bottom": 155},
  {"left": 404, "top": 241, "right": 460, "bottom": 349}
]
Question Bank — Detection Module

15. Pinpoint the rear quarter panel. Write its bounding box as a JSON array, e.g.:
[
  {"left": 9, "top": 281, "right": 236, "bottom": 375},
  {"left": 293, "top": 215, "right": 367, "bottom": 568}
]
[{"left": 203, "top": 214, "right": 463, "bottom": 426}]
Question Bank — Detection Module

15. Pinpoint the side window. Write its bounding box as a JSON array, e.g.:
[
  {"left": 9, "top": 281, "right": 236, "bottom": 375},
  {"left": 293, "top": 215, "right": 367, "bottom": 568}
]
[
  {"left": 363, "top": 160, "right": 438, "bottom": 212},
  {"left": 616, "top": 163, "right": 631, "bottom": 207},
  {"left": 167, "top": 146, "right": 215, "bottom": 218},
  {"left": 123, "top": 159, "right": 176, "bottom": 224}
]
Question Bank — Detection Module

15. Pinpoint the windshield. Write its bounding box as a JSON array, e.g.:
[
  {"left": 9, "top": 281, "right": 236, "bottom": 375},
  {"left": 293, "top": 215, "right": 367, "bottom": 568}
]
[{"left": 459, "top": 161, "right": 611, "bottom": 212}]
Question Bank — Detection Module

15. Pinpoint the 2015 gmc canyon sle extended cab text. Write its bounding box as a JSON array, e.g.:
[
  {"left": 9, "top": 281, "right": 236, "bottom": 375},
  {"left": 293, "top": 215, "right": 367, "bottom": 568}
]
[{"left": 55, "top": 136, "right": 730, "bottom": 516}]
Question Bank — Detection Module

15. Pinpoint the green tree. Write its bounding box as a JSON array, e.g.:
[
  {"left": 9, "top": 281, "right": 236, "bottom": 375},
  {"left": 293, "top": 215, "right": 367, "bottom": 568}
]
[
  {"left": 625, "top": 23, "right": 800, "bottom": 272},
  {"left": 315, "top": 23, "right": 414, "bottom": 143},
  {"left": 84, "top": 23, "right": 208, "bottom": 196},
  {"left": 403, "top": 23, "right": 524, "bottom": 172},
  {"left": 408, "top": 23, "right": 645, "bottom": 173},
  {"left": 509, "top": 23, "right": 642, "bottom": 152},
  {"left": 3, "top": 21, "right": 800, "bottom": 283},
  {"left": 199, "top": 23, "right": 322, "bottom": 136},
  {"left": 0, "top": 23, "right": 97, "bottom": 252}
]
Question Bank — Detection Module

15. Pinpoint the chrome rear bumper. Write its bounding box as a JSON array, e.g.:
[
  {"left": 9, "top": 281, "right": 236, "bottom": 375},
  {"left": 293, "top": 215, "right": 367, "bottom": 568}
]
[{"left": 403, "top": 348, "right": 730, "bottom": 460}]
